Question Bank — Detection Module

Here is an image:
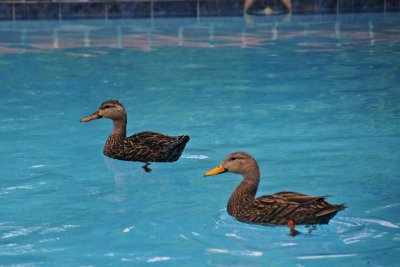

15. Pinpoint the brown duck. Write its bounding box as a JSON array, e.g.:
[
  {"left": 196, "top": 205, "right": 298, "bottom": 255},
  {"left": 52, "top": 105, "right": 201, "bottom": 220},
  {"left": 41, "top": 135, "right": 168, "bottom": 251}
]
[
  {"left": 204, "top": 152, "right": 346, "bottom": 235},
  {"left": 80, "top": 100, "right": 190, "bottom": 172}
]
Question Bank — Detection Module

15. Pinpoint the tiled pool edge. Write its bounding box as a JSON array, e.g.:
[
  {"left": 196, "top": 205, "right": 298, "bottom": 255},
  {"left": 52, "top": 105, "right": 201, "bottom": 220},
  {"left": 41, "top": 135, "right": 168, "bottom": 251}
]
[
  {"left": 0, "top": 0, "right": 399, "bottom": 20},
  {"left": 0, "top": 0, "right": 242, "bottom": 20}
]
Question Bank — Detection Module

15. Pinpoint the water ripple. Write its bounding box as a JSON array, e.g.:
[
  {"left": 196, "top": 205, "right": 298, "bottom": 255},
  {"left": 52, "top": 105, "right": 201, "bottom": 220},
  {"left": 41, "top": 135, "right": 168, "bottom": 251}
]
[
  {"left": 297, "top": 253, "right": 357, "bottom": 260},
  {"left": 207, "top": 248, "right": 263, "bottom": 257},
  {"left": 181, "top": 154, "right": 209, "bottom": 159},
  {"left": 0, "top": 243, "right": 35, "bottom": 256},
  {"left": 2, "top": 226, "right": 41, "bottom": 239},
  {"left": 1, "top": 224, "right": 79, "bottom": 239},
  {"left": 333, "top": 216, "right": 400, "bottom": 246},
  {"left": 361, "top": 218, "right": 399, "bottom": 229},
  {"left": 147, "top": 256, "right": 172, "bottom": 263}
]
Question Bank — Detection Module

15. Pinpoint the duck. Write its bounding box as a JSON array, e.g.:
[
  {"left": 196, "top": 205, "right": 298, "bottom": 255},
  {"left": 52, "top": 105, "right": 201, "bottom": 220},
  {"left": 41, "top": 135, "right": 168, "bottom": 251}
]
[
  {"left": 204, "top": 152, "right": 346, "bottom": 235},
  {"left": 80, "top": 99, "right": 190, "bottom": 172}
]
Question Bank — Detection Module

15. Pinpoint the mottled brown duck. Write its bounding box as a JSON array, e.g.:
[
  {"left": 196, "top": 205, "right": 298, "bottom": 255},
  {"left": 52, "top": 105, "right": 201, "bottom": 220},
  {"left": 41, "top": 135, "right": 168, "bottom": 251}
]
[
  {"left": 204, "top": 152, "right": 346, "bottom": 235},
  {"left": 80, "top": 100, "right": 190, "bottom": 172}
]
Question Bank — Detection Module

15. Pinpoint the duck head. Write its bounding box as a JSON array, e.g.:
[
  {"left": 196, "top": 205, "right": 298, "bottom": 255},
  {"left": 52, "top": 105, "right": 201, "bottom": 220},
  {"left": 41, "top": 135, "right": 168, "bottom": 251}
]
[
  {"left": 80, "top": 100, "right": 126, "bottom": 122},
  {"left": 204, "top": 152, "right": 260, "bottom": 178}
]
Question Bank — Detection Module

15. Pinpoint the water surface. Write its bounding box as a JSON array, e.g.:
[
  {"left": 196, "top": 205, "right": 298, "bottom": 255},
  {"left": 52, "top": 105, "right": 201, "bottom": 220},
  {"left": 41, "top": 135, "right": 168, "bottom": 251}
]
[{"left": 1, "top": 13, "right": 399, "bottom": 266}]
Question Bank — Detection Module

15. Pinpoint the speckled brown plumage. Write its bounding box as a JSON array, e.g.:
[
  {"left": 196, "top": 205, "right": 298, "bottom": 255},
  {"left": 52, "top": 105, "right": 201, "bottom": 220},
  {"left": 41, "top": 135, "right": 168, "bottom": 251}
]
[
  {"left": 205, "top": 152, "right": 346, "bottom": 228},
  {"left": 80, "top": 99, "right": 190, "bottom": 172}
]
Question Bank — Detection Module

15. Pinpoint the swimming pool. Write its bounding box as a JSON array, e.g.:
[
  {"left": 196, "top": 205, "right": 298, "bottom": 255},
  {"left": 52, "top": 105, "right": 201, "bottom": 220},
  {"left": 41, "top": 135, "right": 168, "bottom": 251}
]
[{"left": 1, "top": 12, "right": 399, "bottom": 266}]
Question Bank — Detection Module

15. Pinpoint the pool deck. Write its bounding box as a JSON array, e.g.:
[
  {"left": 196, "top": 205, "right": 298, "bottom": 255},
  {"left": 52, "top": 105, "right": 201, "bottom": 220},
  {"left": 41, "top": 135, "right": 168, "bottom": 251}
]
[
  {"left": 0, "top": 0, "right": 399, "bottom": 20},
  {"left": 1, "top": 0, "right": 240, "bottom": 20}
]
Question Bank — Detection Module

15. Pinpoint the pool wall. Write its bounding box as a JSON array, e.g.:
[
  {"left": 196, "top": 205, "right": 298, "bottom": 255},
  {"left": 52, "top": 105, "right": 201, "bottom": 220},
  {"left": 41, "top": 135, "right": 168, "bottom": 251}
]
[{"left": 0, "top": 0, "right": 399, "bottom": 20}]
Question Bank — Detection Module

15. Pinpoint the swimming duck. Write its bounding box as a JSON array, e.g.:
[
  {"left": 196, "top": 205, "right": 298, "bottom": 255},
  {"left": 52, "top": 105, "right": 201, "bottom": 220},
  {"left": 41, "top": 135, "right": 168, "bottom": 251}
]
[
  {"left": 80, "top": 99, "right": 190, "bottom": 172},
  {"left": 204, "top": 152, "right": 346, "bottom": 235}
]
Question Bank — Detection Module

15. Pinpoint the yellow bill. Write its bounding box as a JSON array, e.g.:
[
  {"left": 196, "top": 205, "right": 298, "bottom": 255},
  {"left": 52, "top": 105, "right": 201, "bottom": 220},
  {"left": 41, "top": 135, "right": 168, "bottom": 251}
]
[{"left": 204, "top": 165, "right": 227, "bottom": 176}]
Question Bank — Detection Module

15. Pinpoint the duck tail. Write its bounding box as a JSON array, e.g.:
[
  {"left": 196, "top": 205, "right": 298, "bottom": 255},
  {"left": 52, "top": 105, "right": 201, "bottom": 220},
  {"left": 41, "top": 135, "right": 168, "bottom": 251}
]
[
  {"left": 316, "top": 203, "right": 346, "bottom": 224},
  {"left": 166, "top": 135, "right": 190, "bottom": 162}
]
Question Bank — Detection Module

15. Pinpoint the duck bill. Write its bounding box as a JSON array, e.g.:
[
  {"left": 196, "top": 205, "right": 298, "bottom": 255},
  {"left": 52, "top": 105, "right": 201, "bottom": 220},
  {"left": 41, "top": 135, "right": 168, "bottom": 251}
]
[
  {"left": 204, "top": 165, "right": 227, "bottom": 176},
  {"left": 80, "top": 111, "right": 102, "bottom": 122}
]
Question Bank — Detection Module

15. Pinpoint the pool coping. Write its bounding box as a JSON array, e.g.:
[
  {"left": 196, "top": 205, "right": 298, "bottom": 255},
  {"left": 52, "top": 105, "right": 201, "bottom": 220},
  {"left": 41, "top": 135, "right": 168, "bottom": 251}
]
[{"left": 0, "top": 0, "right": 399, "bottom": 20}]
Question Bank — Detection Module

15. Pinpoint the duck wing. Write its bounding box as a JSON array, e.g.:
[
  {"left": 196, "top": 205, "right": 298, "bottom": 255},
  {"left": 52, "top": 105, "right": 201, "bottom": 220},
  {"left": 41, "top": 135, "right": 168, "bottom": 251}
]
[
  {"left": 127, "top": 132, "right": 174, "bottom": 149},
  {"left": 252, "top": 192, "right": 345, "bottom": 225},
  {"left": 124, "top": 131, "right": 190, "bottom": 162},
  {"left": 271, "top": 191, "right": 325, "bottom": 204}
]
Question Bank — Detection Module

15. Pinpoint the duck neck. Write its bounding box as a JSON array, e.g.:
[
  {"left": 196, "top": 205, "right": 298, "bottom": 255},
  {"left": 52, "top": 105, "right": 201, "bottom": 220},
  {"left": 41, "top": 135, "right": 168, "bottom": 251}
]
[
  {"left": 227, "top": 169, "right": 260, "bottom": 216},
  {"left": 110, "top": 118, "right": 127, "bottom": 140}
]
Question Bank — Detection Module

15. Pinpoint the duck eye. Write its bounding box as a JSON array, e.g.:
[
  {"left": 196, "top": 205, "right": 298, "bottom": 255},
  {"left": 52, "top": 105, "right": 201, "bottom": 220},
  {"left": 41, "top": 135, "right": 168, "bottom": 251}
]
[
  {"left": 102, "top": 105, "right": 112, "bottom": 109},
  {"left": 231, "top": 157, "right": 237, "bottom": 161}
]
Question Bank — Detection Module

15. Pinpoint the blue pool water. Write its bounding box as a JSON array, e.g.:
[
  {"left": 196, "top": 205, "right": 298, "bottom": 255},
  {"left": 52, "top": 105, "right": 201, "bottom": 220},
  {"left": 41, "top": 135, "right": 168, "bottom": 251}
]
[{"left": 1, "top": 13, "right": 399, "bottom": 266}]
